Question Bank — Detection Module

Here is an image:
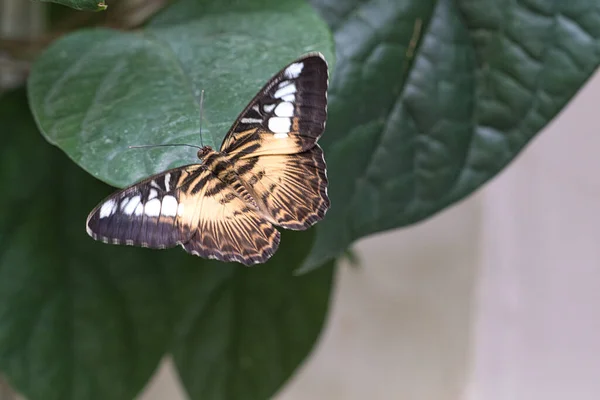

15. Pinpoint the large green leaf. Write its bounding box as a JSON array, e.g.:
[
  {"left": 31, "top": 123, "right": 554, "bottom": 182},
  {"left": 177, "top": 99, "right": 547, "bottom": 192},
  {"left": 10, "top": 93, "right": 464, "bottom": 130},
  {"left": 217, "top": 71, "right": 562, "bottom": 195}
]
[
  {"left": 34, "top": 0, "right": 107, "bottom": 11},
  {"left": 22, "top": 1, "right": 335, "bottom": 398},
  {"left": 0, "top": 91, "right": 170, "bottom": 400},
  {"left": 0, "top": 90, "right": 334, "bottom": 399},
  {"left": 300, "top": 0, "right": 600, "bottom": 271},
  {"left": 167, "top": 234, "right": 333, "bottom": 399},
  {"left": 27, "top": 0, "right": 334, "bottom": 188}
]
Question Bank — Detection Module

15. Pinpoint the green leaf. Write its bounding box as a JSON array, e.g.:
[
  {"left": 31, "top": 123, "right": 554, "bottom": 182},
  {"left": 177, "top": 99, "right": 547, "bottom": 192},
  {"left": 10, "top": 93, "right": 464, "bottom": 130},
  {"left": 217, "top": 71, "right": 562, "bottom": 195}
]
[
  {"left": 168, "top": 234, "right": 334, "bottom": 399},
  {"left": 0, "top": 90, "right": 334, "bottom": 399},
  {"left": 0, "top": 91, "right": 170, "bottom": 400},
  {"left": 300, "top": 0, "right": 600, "bottom": 271},
  {"left": 27, "top": 0, "right": 334, "bottom": 188},
  {"left": 34, "top": 0, "right": 107, "bottom": 12},
  {"left": 22, "top": 2, "right": 335, "bottom": 397}
]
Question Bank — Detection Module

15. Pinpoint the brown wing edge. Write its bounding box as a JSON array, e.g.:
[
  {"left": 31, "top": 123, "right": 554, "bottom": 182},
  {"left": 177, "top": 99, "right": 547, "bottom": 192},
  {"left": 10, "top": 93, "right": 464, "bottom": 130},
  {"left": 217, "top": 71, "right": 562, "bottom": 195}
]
[
  {"left": 181, "top": 220, "right": 281, "bottom": 266},
  {"left": 273, "top": 144, "right": 330, "bottom": 230},
  {"left": 299, "top": 144, "right": 330, "bottom": 229}
]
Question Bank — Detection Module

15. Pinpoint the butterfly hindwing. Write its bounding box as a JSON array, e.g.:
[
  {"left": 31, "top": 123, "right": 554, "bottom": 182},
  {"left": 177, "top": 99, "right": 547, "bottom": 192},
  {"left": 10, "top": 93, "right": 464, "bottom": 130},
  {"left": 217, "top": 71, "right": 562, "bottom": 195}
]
[
  {"left": 220, "top": 53, "right": 328, "bottom": 158},
  {"left": 180, "top": 173, "right": 280, "bottom": 265},
  {"left": 239, "top": 145, "right": 329, "bottom": 230}
]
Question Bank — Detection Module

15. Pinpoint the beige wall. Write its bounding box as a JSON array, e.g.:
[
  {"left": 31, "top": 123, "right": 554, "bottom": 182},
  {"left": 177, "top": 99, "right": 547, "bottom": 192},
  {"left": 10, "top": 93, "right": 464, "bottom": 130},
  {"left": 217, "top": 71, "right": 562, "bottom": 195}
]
[{"left": 140, "top": 70, "right": 600, "bottom": 399}]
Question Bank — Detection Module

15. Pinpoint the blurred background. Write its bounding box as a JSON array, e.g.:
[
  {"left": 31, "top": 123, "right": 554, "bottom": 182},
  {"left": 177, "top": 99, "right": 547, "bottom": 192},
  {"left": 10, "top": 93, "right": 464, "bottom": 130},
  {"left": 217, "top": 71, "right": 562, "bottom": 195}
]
[{"left": 3, "top": 1, "right": 600, "bottom": 399}]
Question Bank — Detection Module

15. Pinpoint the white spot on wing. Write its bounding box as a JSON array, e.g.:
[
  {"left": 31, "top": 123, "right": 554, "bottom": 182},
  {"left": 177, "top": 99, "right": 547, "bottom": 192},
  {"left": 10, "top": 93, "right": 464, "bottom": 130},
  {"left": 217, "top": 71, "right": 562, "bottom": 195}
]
[
  {"left": 274, "top": 102, "right": 294, "bottom": 117},
  {"left": 148, "top": 189, "right": 158, "bottom": 200},
  {"left": 119, "top": 198, "right": 130, "bottom": 210},
  {"left": 263, "top": 104, "right": 276, "bottom": 113},
  {"left": 161, "top": 196, "right": 178, "bottom": 217},
  {"left": 144, "top": 198, "right": 161, "bottom": 217},
  {"left": 123, "top": 195, "right": 141, "bottom": 215},
  {"left": 164, "top": 173, "right": 171, "bottom": 192},
  {"left": 134, "top": 203, "right": 143, "bottom": 216},
  {"left": 274, "top": 133, "right": 289, "bottom": 139},
  {"left": 99, "top": 199, "right": 115, "bottom": 218},
  {"left": 282, "top": 94, "right": 295, "bottom": 102},
  {"left": 268, "top": 117, "right": 291, "bottom": 133},
  {"left": 240, "top": 118, "right": 262, "bottom": 124},
  {"left": 274, "top": 83, "right": 296, "bottom": 99},
  {"left": 284, "top": 62, "right": 304, "bottom": 78}
]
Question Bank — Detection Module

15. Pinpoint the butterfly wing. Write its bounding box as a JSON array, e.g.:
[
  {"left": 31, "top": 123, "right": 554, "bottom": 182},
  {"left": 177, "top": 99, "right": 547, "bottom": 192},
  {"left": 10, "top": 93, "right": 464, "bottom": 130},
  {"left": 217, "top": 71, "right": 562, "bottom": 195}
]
[
  {"left": 219, "top": 53, "right": 328, "bottom": 158},
  {"left": 86, "top": 165, "right": 200, "bottom": 248},
  {"left": 86, "top": 165, "right": 280, "bottom": 265},
  {"left": 180, "top": 174, "right": 280, "bottom": 265},
  {"left": 237, "top": 145, "right": 329, "bottom": 230},
  {"left": 220, "top": 53, "right": 330, "bottom": 229}
]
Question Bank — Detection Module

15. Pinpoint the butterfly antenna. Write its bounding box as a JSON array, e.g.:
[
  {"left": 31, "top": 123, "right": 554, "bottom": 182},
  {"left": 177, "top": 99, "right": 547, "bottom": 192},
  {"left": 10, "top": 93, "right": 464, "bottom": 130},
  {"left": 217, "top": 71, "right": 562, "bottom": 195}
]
[
  {"left": 128, "top": 143, "right": 203, "bottom": 150},
  {"left": 128, "top": 90, "right": 207, "bottom": 152},
  {"left": 198, "top": 89, "right": 205, "bottom": 147}
]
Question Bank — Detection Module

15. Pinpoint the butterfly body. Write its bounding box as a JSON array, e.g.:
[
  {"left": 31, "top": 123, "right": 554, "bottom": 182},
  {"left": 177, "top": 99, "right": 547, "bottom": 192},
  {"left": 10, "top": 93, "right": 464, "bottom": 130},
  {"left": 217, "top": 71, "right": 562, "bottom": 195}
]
[{"left": 86, "top": 53, "right": 329, "bottom": 265}]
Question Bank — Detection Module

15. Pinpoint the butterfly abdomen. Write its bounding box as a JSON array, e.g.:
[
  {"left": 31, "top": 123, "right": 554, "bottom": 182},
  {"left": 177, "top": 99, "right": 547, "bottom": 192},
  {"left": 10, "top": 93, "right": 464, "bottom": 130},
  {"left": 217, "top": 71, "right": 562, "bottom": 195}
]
[{"left": 201, "top": 150, "right": 259, "bottom": 209}]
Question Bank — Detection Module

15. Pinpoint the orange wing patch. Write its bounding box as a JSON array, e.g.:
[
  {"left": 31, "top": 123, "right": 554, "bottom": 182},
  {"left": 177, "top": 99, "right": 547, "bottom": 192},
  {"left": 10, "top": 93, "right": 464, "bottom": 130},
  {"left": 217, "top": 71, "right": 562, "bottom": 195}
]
[{"left": 221, "top": 127, "right": 305, "bottom": 159}]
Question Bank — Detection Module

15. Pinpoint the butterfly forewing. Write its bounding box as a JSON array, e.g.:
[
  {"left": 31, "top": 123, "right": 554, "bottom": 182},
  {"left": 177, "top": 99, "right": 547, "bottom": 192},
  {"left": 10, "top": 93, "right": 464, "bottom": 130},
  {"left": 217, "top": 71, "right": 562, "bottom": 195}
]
[
  {"left": 220, "top": 53, "right": 328, "bottom": 158},
  {"left": 86, "top": 166, "right": 200, "bottom": 248}
]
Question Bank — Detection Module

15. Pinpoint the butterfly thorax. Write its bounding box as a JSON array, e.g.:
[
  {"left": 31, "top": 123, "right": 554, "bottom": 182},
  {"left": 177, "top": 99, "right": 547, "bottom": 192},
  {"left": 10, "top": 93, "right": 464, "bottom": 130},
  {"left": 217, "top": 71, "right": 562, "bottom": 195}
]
[
  {"left": 201, "top": 149, "right": 235, "bottom": 181},
  {"left": 196, "top": 145, "right": 213, "bottom": 160},
  {"left": 197, "top": 148, "right": 259, "bottom": 209}
]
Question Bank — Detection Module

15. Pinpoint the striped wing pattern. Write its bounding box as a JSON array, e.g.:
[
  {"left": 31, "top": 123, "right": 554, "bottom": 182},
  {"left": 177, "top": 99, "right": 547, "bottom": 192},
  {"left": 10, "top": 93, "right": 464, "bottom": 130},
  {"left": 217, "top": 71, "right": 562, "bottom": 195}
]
[
  {"left": 86, "top": 53, "right": 328, "bottom": 265},
  {"left": 238, "top": 145, "right": 329, "bottom": 230},
  {"left": 221, "top": 54, "right": 328, "bottom": 158},
  {"left": 181, "top": 180, "right": 281, "bottom": 264}
]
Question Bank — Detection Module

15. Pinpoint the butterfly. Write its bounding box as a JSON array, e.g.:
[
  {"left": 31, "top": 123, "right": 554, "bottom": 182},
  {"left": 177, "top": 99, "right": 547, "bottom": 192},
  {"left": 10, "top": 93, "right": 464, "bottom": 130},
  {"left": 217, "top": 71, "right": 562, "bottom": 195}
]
[{"left": 86, "top": 53, "right": 330, "bottom": 265}]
